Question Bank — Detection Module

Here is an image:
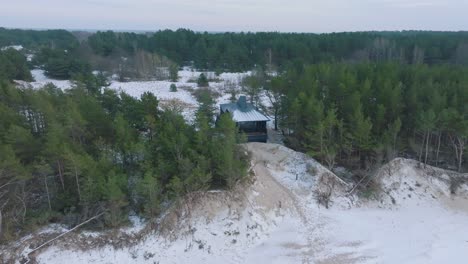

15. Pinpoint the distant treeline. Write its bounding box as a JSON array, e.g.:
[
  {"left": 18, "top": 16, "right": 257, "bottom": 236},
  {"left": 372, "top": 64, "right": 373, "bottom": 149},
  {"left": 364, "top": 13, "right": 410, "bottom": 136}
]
[
  {"left": 0, "top": 28, "right": 78, "bottom": 50},
  {"left": 3, "top": 28, "right": 468, "bottom": 74},
  {"left": 86, "top": 30, "right": 468, "bottom": 71}
]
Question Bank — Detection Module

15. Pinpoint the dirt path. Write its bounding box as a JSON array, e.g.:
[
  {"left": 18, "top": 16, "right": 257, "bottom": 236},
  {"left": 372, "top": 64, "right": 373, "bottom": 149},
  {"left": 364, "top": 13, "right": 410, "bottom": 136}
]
[
  {"left": 246, "top": 143, "right": 367, "bottom": 264},
  {"left": 252, "top": 162, "right": 308, "bottom": 224},
  {"left": 247, "top": 143, "right": 320, "bottom": 263}
]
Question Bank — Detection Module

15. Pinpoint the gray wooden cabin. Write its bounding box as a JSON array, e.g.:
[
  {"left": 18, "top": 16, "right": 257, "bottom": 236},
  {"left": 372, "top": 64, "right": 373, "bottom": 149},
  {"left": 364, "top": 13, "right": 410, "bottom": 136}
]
[{"left": 219, "top": 96, "right": 269, "bottom": 142}]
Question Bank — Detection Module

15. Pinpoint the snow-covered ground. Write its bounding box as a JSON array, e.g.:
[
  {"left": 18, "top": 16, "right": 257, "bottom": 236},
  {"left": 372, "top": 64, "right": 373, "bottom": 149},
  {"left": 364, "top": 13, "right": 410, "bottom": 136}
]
[
  {"left": 258, "top": 146, "right": 468, "bottom": 264},
  {"left": 109, "top": 79, "right": 200, "bottom": 121},
  {"left": 23, "top": 68, "right": 255, "bottom": 122},
  {"left": 1, "top": 45, "right": 23, "bottom": 51},
  {"left": 108, "top": 68, "right": 250, "bottom": 122},
  {"left": 321, "top": 204, "right": 468, "bottom": 264},
  {"left": 28, "top": 69, "right": 74, "bottom": 90},
  {"left": 9, "top": 143, "right": 467, "bottom": 264},
  {"left": 108, "top": 68, "right": 250, "bottom": 105}
]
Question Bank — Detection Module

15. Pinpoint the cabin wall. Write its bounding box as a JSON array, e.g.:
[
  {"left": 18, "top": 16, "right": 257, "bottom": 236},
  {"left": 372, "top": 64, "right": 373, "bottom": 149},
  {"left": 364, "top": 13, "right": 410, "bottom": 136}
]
[
  {"left": 237, "top": 121, "right": 268, "bottom": 142},
  {"left": 237, "top": 121, "right": 265, "bottom": 133}
]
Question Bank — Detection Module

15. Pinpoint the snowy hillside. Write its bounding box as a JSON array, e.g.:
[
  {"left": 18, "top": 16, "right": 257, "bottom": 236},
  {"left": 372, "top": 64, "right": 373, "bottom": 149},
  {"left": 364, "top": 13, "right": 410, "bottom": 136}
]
[{"left": 7, "top": 143, "right": 468, "bottom": 264}]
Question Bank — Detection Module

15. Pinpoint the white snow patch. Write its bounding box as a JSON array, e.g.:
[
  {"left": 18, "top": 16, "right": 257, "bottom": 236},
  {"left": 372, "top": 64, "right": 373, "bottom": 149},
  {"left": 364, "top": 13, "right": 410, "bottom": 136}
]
[
  {"left": 124, "top": 214, "right": 146, "bottom": 234},
  {"left": 29, "top": 69, "right": 73, "bottom": 90},
  {"left": 320, "top": 204, "right": 468, "bottom": 264},
  {"left": 1, "top": 45, "right": 23, "bottom": 51},
  {"left": 109, "top": 80, "right": 198, "bottom": 104}
]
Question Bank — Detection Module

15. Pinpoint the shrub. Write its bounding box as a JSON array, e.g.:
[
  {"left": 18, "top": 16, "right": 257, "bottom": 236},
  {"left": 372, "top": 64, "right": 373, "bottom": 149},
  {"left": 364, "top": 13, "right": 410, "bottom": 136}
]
[
  {"left": 169, "top": 64, "right": 179, "bottom": 82},
  {"left": 197, "top": 73, "right": 209, "bottom": 87},
  {"left": 450, "top": 176, "right": 467, "bottom": 195}
]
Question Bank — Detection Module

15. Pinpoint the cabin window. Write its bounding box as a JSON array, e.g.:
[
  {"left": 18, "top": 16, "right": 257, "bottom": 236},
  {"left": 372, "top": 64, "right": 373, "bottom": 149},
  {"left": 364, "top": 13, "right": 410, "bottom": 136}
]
[{"left": 238, "top": 121, "right": 266, "bottom": 133}]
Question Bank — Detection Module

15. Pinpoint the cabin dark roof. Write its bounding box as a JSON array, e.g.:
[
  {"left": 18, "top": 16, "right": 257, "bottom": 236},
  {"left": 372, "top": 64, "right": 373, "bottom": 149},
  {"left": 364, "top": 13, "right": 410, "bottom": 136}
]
[{"left": 220, "top": 96, "right": 270, "bottom": 122}]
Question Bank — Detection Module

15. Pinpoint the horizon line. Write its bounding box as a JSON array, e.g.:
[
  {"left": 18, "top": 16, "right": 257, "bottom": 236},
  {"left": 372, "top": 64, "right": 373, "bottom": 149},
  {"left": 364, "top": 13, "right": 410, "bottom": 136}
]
[{"left": 2, "top": 26, "right": 468, "bottom": 35}]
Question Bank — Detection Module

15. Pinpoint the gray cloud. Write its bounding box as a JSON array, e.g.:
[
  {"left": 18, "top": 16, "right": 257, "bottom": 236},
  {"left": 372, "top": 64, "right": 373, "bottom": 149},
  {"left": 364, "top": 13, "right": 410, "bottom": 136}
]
[{"left": 0, "top": 0, "right": 467, "bottom": 32}]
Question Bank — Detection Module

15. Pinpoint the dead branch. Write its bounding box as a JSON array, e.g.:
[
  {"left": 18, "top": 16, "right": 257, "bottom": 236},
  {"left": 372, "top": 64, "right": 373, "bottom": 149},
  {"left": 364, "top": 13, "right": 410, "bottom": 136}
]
[{"left": 25, "top": 211, "right": 105, "bottom": 263}]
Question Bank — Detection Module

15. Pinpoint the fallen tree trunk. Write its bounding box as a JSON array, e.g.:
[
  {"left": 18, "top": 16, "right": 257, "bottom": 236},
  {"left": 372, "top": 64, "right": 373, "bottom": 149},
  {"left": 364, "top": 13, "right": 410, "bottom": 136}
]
[{"left": 25, "top": 211, "right": 105, "bottom": 263}]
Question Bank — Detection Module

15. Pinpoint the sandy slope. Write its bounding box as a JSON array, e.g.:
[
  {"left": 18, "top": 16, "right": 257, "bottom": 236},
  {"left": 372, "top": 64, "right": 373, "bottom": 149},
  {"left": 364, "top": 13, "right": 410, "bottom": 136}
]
[
  {"left": 248, "top": 144, "right": 468, "bottom": 264},
  {"left": 6, "top": 143, "right": 468, "bottom": 264},
  {"left": 30, "top": 144, "right": 309, "bottom": 264}
]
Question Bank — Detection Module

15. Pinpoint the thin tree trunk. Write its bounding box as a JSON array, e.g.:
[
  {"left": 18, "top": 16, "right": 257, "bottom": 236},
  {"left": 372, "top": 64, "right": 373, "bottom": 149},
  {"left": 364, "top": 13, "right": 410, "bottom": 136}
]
[
  {"left": 74, "top": 166, "right": 81, "bottom": 202},
  {"left": 319, "top": 128, "right": 323, "bottom": 156},
  {"left": 436, "top": 131, "right": 442, "bottom": 166},
  {"left": 435, "top": 131, "right": 442, "bottom": 166},
  {"left": 44, "top": 175, "right": 52, "bottom": 211},
  {"left": 418, "top": 131, "right": 426, "bottom": 162},
  {"left": 459, "top": 151, "right": 463, "bottom": 172},
  {"left": 424, "top": 130, "right": 430, "bottom": 166},
  {"left": 451, "top": 136, "right": 460, "bottom": 171},
  {"left": 71, "top": 158, "right": 82, "bottom": 202},
  {"left": 274, "top": 108, "right": 278, "bottom": 131},
  {"left": 15, "top": 191, "right": 26, "bottom": 223},
  {"left": 457, "top": 137, "right": 465, "bottom": 172},
  {"left": 57, "top": 160, "right": 65, "bottom": 191},
  {"left": 450, "top": 135, "right": 465, "bottom": 172}
]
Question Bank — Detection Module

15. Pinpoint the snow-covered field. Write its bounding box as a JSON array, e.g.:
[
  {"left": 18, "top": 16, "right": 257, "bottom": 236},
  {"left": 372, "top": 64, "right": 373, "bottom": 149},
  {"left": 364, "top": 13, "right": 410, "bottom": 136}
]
[
  {"left": 22, "top": 68, "right": 252, "bottom": 122},
  {"left": 8, "top": 143, "right": 467, "bottom": 264},
  {"left": 28, "top": 69, "right": 74, "bottom": 90}
]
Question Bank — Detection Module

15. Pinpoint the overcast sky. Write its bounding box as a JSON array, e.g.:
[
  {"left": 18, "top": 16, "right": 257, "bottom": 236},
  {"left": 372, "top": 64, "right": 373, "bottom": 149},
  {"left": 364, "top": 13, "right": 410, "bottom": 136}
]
[{"left": 1, "top": 0, "right": 467, "bottom": 32}]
